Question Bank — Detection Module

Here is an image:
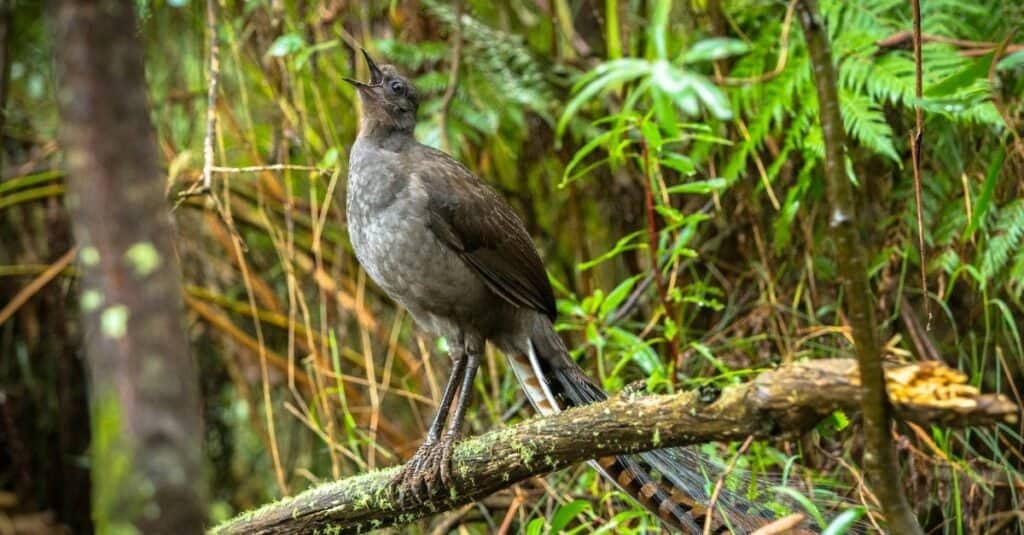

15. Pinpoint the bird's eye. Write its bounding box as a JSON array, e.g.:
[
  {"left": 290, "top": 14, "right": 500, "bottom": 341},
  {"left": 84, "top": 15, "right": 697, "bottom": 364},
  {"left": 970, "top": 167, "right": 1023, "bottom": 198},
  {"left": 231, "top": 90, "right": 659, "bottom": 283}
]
[{"left": 389, "top": 80, "right": 404, "bottom": 95}]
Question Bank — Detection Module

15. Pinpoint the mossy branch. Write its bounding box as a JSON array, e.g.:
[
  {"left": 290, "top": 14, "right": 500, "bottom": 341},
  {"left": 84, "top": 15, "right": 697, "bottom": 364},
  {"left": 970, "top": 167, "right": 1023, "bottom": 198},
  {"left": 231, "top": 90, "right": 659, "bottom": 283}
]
[{"left": 212, "top": 359, "right": 1018, "bottom": 535}]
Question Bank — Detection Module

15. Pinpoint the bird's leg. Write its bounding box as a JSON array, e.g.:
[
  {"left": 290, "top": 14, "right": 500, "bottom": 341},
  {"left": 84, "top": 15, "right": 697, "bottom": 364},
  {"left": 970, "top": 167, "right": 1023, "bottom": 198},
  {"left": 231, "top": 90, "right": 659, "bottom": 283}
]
[
  {"left": 424, "top": 345, "right": 467, "bottom": 445},
  {"left": 392, "top": 338, "right": 468, "bottom": 503},
  {"left": 436, "top": 337, "right": 483, "bottom": 488}
]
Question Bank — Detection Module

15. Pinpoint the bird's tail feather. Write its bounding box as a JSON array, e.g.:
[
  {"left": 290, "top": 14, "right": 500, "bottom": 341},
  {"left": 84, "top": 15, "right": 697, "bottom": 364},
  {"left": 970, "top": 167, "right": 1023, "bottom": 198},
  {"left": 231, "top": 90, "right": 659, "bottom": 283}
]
[{"left": 505, "top": 317, "right": 785, "bottom": 534}]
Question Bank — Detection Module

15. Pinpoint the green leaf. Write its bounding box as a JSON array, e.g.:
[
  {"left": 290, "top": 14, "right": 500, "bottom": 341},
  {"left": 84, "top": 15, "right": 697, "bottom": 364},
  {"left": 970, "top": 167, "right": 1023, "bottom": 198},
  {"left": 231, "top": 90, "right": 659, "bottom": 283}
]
[
  {"left": 599, "top": 275, "right": 641, "bottom": 320},
  {"left": 686, "top": 73, "right": 732, "bottom": 119},
  {"left": 585, "top": 322, "right": 605, "bottom": 349},
  {"left": 664, "top": 316, "right": 678, "bottom": 340},
  {"left": 266, "top": 33, "right": 305, "bottom": 57},
  {"left": 607, "top": 327, "right": 662, "bottom": 375},
  {"left": 578, "top": 230, "right": 646, "bottom": 271},
  {"left": 659, "top": 153, "right": 697, "bottom": 176},
  {"left": 549, "top": 499, "right": 591, "bottom": 533},
  {"left": 772, "top": 486, "right": 826, "bottom": 528},
  {"left": 652, "top": 87, "right": 681, "bottom": 137},
  {"left": 665, "top": 178, "right": 726, "bottom": 195},
  {"left": 557, "top": 59, "right": 649, "bottom": 138},
  {"left": 318, "top": 147, "right": 339, "bottom": 169},
  {"left": 525, "top": 517, "right": 545, "bottom": 535},
  {"left": 689, "top": 341, "right": 730, "bottom": 375},
  {"left": 295, "top": 39, "right": 339, "bottom": 69},
  {"left": 651, "top": 60, "right": 689, "bottom": 93},
  {"left": 593, "top": 506, "right": 648, "bottom": 534},
  {"left": 682, "top": 38, "right": 750, "bottom": 63},
  {"left": 838, "top": 88, "right": 898, "bottom": 161},
  {"left": 640, "top": 118, "right": 663, "bottom": 151},
  {"left": 926, "top": 53, "right": 993, "bottom": 98},
  {"left": 966, "top": 148, "right": 1004, "bottom": 239},
  {"left": 561, "top": 126, "right": 628, "bottom": 186},
  {"left": 649, "top": 0, "right": 672, "bottom": 59},
  {"left": 821, "top": 507, "right": 867, "bottom": 535},
  {"left": 830, "top": 410, "right": 850, "bottom": 431},
  {"left": 998, "top": 49, "right": 1024, "bottom": 71}
]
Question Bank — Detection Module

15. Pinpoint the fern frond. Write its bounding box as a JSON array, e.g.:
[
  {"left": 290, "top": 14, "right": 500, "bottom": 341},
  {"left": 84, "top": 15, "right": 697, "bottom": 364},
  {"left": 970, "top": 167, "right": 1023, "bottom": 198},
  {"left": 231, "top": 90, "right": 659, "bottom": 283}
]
[
  {"left": 838, "top": 87, "right": 899, "bottom": 161},
  {"left": 980, "top": 200, "right": 1024, "bottom": 279}
]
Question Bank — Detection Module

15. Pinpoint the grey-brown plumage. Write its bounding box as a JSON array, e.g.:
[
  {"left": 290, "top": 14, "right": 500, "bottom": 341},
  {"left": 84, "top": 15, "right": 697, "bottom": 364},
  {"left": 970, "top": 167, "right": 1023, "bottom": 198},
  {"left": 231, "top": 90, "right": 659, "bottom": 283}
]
[{"left": 344, "top": 50, "right": 771, "bottom": 533}]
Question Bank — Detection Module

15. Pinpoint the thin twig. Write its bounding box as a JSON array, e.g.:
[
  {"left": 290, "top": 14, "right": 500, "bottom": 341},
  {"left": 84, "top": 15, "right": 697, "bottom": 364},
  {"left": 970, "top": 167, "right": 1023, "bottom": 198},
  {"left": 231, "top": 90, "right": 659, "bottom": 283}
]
[
  {"left": 910, "top": 0, "right": 930, "bottom": 330},
  {"left": 703, "top": 435, "right": 755, "bottom": 535},
  {"left": 750, "top": 514, "right": 807, "bottom": 535},
  {"left": 202, "top": 0, "right": 219, "bottom": 193},
  {"left": 211, "top": 164, "right": 336, "bottom": 174},
  {"left": 437, "top": 0, "right": 463, "bottom": 154},
  {"left": 173, "top": 0, "right": 221, "bottom": 205},
  {"left": 640, "top": 134, "right": 680, "bottom": 368},
  {"left": 714, "top": 0, "right": 798, "bottom": 86},
  {"left": 0, "top": 246, "right": 79, "bottom": 326},
  {"left": 876, "top": 30, "right": 1024, "bottom": 57},
  {"left": 221, "top": 177, "right": 290, "bottom": 496}
]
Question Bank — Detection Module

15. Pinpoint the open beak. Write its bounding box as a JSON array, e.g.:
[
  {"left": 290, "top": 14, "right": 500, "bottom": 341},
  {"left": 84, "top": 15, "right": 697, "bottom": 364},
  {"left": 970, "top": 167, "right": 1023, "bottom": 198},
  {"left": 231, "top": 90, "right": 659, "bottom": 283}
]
[{"left": 343, "top": 48, "right": 384, "bottom": 89}]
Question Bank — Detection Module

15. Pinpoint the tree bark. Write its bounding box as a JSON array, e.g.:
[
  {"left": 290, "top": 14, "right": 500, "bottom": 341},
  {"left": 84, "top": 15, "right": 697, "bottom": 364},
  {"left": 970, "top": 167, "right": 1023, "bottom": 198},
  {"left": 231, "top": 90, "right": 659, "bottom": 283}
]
[
  {"left": 212, "top": 359, "right": 1017, "bottom": 535},
  {"left": 52, "top": 1, "right": 206, "bottom": 533},
  {"left": 795, "top": 1, "right": 924, "bottom": 533}
]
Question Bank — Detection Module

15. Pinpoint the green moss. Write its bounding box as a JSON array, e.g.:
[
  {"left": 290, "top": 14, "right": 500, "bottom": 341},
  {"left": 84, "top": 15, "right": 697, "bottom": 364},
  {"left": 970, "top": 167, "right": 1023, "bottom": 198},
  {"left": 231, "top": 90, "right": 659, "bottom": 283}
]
[
  {"left": 91, "top": 393, "right": 152, "bottom": 535},
  {"left": 124, "top": 241, "right": 162, "bottom": 277},
  {"left": 100, "top": 304, "right": 129, "bottom": 339},
  {"left": 515, "top": 440, "right": 535, "bottom": 467},
  {"left": 81, "top": 289, "right": 104, "bottom": 311},
  {"left": 80, "top": 246, "right": 100, "bottom": 266}
]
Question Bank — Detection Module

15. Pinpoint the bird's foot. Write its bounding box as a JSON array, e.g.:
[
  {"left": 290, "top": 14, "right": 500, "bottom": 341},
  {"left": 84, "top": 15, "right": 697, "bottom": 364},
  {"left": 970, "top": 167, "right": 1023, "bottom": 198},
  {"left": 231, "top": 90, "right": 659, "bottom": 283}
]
[{"left": 390, "top": 434, "right": 457, "bottom": 505}]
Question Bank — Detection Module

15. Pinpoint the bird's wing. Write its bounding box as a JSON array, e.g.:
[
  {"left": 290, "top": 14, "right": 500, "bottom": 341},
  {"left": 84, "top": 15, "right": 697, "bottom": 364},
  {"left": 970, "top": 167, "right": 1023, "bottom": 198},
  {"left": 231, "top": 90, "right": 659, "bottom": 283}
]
[{"left": 411, "top": 145, "right": 557, "bottom": 320}]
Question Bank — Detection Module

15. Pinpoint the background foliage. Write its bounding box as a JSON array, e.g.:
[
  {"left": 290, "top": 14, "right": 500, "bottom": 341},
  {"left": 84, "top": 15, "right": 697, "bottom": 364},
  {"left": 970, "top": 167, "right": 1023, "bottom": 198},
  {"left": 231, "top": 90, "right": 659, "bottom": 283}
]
[{"left": 1, "top": 0, "right": 1022, "bottom": 532}]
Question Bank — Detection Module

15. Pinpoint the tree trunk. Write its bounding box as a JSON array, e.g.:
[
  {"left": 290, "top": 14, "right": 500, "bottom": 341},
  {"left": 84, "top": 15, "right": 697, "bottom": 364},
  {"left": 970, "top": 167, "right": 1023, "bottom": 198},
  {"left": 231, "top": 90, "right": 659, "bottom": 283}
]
[{"left": 52, "top": 1, "right": 206, "bottom": 532}]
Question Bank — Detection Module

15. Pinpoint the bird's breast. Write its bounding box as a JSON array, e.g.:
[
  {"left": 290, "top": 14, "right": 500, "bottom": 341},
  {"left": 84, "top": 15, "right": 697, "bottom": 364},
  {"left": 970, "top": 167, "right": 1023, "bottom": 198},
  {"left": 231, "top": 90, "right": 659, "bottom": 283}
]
[{"left": 345, "top": 165, "right": 496, "bottom": 336}]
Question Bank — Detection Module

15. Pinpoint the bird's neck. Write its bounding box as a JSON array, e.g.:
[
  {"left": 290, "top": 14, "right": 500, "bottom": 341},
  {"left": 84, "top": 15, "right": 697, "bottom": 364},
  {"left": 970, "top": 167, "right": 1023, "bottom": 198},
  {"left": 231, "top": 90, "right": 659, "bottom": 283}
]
[{"left": 358, "top": 114, "right": 416, "bottom": 149}]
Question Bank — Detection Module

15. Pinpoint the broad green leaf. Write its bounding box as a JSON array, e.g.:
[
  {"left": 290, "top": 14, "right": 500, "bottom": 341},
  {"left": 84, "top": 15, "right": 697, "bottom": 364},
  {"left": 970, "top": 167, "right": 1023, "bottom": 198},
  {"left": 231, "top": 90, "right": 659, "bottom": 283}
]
[
  {"left": 686, "top": 73, "right": 732, "bottom": 119},
  {"left": 607, "top": 327, "right": 663, "bottom": 377},
  {"left": 549, "top": 499, "right": 591, "bottom": 533},
  {"left": 682, "top": 38, "right": 750, "bottom": 63},
  {"left": 651, "top": 60, "right": 689, "bottom": 93},
  {"left": 821, "top": 507, "right": 867, "bottom": 535},
  {"left": 998, "top": 49, "right": 1024, "bottom": 71},
  {"left": 599, "top": 275, "right": 641, "bottom": 320},
  {"left": 926, "top": 53, "right": 993, "bottom": 98},
  {"left": 267, "top": 33, "right": 304, "bottom": 57}
]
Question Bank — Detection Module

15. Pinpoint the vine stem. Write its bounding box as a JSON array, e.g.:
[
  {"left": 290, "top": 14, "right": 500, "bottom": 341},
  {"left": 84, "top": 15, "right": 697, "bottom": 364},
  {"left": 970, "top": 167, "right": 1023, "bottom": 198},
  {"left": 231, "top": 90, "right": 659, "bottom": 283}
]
[{"left": 640, "top": 132, "right": 680, "bottom": 368}]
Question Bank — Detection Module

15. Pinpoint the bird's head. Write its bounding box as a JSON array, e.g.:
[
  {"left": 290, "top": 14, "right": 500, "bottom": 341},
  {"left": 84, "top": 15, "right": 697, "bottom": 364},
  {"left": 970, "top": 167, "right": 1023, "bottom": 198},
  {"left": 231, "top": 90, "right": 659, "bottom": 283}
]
[{"left": 345, "top": 49, "right": 419, "bottom": 137}]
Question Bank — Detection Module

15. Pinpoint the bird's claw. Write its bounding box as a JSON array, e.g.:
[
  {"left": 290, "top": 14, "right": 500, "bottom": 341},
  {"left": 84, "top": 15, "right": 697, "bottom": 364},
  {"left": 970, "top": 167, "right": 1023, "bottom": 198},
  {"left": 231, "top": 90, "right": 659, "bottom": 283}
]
[{"left": 390, "top": 434, "right": 457, "bottom": 505}]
